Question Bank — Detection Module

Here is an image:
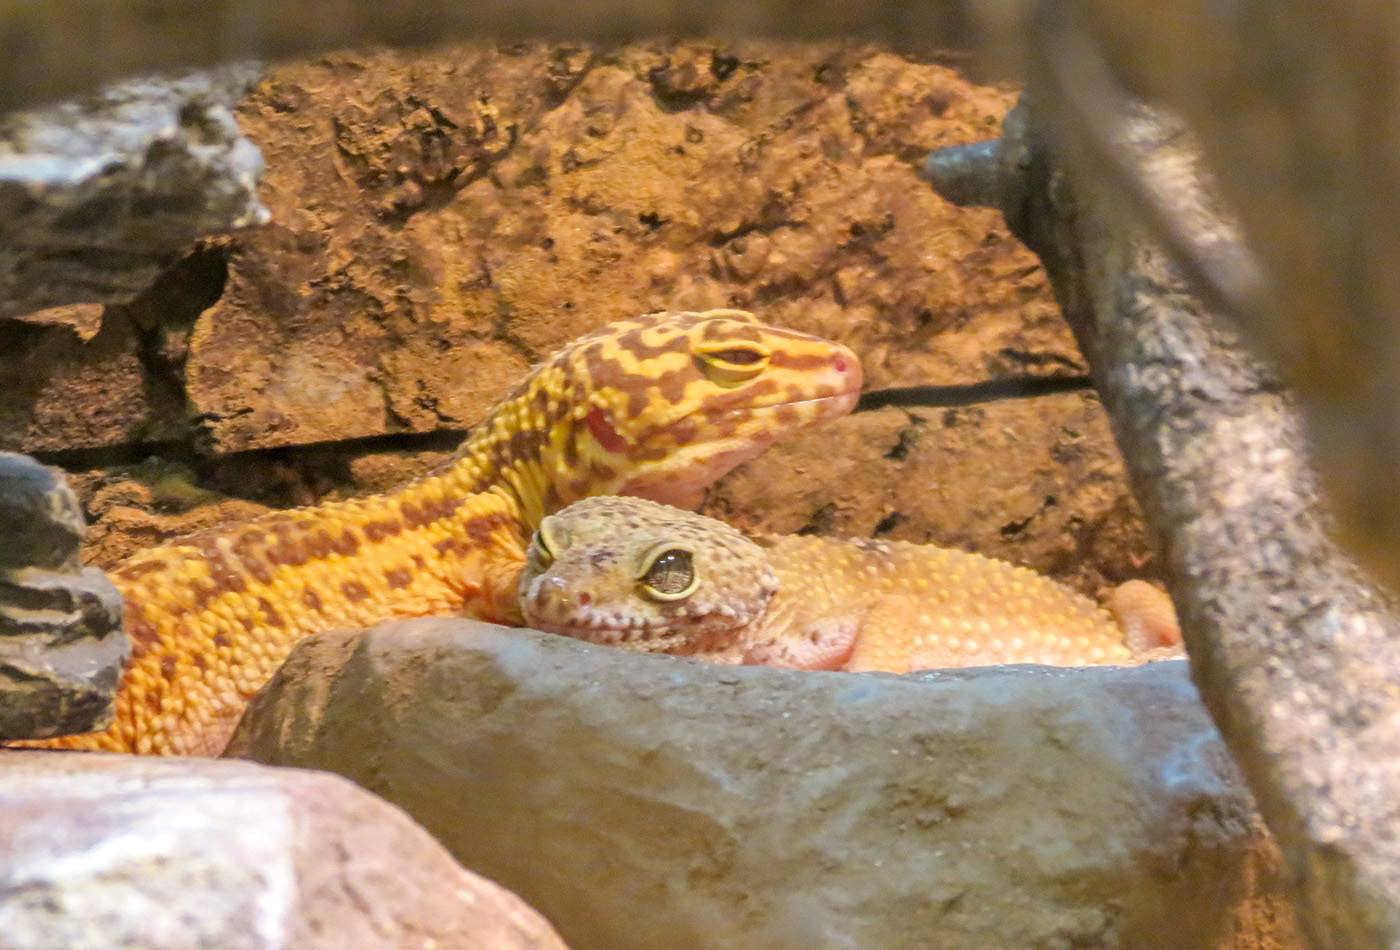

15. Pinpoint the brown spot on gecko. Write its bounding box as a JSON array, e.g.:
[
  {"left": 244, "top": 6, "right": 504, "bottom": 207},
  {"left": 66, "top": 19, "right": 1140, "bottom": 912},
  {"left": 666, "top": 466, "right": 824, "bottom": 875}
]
[
  {"left": 434, "top": 537, "right": 467, "bottom": 557},
  {"left": 257, "top": 597, "right": 284, "bottom": 629},
  {"left": 123, "top": 603, "right": 159, "bottom": 653},
  {"left": 332, "top": 531, "right": 360, "bottom": 556},
  {"left": 362, "top": 518, "right": 404, "bottom": 543},
  {"left": 115, "top": 559, "right": 170, "bottom": 581}
]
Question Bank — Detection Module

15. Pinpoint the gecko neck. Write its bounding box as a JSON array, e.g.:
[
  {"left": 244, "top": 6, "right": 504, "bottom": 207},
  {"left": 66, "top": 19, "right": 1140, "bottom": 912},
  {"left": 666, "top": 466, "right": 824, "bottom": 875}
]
[{"left": 444, "top": 397, "right": 560, "bottom": 533}]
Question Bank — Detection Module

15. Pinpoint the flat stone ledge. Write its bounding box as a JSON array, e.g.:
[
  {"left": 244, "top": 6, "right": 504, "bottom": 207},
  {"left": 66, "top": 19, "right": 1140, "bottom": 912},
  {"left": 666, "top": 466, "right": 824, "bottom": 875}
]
[{"left": 228, "top": 618, "right": 1303, "bottom": 950}]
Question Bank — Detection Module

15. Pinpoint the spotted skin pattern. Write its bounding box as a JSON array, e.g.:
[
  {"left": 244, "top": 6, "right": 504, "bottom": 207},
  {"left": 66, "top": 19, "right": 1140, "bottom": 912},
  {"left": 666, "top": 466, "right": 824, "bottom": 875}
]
[
  {"left": 520, "top": 496, "right": 1183, "bottom": 673},
  {"left": 19, "top": 311, "right": 860, "bottom": 755}
]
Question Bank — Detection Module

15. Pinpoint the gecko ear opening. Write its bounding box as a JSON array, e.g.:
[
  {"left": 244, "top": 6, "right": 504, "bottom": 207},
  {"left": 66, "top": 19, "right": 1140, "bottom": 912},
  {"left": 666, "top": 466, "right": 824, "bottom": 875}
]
[{"left": 635, "top": 543, "right": 699, "bottom": 601}]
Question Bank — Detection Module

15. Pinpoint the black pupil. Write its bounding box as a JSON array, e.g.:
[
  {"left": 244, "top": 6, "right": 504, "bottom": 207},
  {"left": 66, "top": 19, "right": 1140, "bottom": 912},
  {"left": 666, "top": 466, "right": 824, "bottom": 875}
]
[
  {"left": 645, "top": 549, "right": 694, "bottom": 594},
  {"left": 712, "top": 348, "right": 762, "bottom": 365}
]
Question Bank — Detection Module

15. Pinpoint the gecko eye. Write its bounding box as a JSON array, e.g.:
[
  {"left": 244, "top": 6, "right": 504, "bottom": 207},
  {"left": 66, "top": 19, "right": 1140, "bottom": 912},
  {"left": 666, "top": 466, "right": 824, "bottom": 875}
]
[
  {"left": 636, "top": 544, "right": 698, "bottom": 601},
  {"left": 530, "top": 521, "right": 557, "bottom": 570},
  {"left": 694, "top": 341, "right": 770, "bottom": 386}
]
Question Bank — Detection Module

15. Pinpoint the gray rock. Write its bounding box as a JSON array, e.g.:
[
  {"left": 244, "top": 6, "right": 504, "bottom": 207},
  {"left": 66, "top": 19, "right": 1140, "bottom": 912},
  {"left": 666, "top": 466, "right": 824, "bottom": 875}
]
[
  {"left": 0, "top": 751, "right": 568, "bottom": 950},
  {"left": 0, "top": 65, "right": 268, "bottom": 318},
  {"left": 0, "top": 453, "right": 126, "bottom": 740},
  {"left": 227, "top": 618, "right": 1303, "bottom": 950}
]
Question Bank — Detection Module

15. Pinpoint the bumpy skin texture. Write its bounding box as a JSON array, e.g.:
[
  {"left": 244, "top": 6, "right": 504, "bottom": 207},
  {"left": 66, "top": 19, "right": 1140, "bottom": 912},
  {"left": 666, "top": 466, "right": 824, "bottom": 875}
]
[
  {"left": 18, "top": 311, "right": 860, "bottom": 755},
  {"left": 520, "top": 496, "right": 1182, "bottom": 673}
]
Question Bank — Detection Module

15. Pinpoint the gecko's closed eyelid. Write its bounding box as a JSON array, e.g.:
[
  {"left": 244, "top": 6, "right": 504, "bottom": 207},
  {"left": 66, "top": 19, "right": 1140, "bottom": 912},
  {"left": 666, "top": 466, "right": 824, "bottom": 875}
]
[
  {"left": 532, "top": 519, "right": 560, "bottom": 568},
  {"left": 693, "top": 340, "right": 771, "bottom": 386},
  {"left": 635, "top": 542, "right": 699, "bottom": 601}
]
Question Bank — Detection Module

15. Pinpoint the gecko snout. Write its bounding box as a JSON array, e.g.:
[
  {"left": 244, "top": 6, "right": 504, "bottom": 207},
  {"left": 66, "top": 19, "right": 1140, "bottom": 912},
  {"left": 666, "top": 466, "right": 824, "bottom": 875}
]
[{"left": 523, "top": 573, "right": 596, "bottom": 620}]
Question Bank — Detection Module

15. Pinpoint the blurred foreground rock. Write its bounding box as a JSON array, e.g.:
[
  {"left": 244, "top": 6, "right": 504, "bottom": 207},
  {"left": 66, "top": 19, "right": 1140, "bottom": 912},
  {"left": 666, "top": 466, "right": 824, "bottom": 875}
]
[
  {"left": 0, "top": 453, "right": 125, "bottom": 740},
  {"left": 0, "top": 751, "right": 567, "bottom": 950},
  {"left": 228, "top": 618, "right": 1302, "bottom": 950}
]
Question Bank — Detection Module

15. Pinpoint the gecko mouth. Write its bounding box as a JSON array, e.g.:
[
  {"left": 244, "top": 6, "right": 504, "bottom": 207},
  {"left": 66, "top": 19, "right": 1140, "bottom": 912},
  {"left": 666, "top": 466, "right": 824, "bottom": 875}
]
[
  {"left": 523, "top": 614, "right": 743, "bottom": 653},
  {"left": 745, "top": 385, "right": 862, "bottom": 415},
  {"left": 662, "top": 385, "right": 863, "bottom": 442}
]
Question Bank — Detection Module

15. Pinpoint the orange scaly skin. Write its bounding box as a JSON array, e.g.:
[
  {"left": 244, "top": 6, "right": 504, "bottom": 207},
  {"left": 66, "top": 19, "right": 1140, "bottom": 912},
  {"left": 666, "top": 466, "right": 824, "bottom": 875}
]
[
  {"left": 19, "top": 311, "right": 860, "bottom": 755},
  {"left": 520, "top": 496, "right": 1182, "bottom": 673}
]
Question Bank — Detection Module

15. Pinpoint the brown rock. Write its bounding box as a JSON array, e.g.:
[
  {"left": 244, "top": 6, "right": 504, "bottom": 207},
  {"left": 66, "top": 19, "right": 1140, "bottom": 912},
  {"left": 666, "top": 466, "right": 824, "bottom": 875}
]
[
  {"left": 0, "top": 309, "right": 162, "bottom": 454},
  {"left": 227, "top": 619, "right": 1302, "bottom": 950},
  {"left": 184, "top": 42, "right": 1078, "bottom": 453},
  {"left": 0, "top": 751, "right": 567, "bottom": 950},
  {"left": 0, "top": 245, "right": 229, "bottom": 456},
  {"left": 704, "top": 393, "right": 1154, "bottom": 594},
  {"left": 38, "top": 41, "right": 1152, "bottom": 597},
  {"left": 13, "top": 304, "right": 104, "bottom": 340}
]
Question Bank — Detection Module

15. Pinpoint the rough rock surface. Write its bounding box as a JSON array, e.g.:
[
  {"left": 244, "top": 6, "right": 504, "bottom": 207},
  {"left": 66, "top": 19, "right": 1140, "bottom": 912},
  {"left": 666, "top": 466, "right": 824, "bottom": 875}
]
[
  {"left": 188, "top": 43, "right": 1069, "bottom": 451},
  {"left": 0, "top": 750, "right": 567, "bottom": 950},
  {"left": 0, "top": 41, "right": 1153, "bottom": 596},
  {"left": 227, "top": 619, "right": 1302, "bottom": 950},
  {"left": 705, "top": 393, "right": 1151, "bottom": 594},
  {"left": 0, "top": 453, "right": 126, "bottom": 740},
  {"left": 0, "top": 66, "right": 268, "bottom": 320}
]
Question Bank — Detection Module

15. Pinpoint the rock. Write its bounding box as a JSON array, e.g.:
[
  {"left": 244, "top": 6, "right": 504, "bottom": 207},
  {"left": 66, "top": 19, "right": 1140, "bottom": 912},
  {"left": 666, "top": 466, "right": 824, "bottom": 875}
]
[
  {"left": 0, "top": 42, "right": 1155, "bottom": 599},
  {"left": 0, "top": 751, "right": 568, "bottom": 950},
  {"left": 702, "top": 394, "right": 1153, "bottom": 596},
  {"left": 187, "top": 42, "right": 1073, "bottom": 452},
  {"left": 0, "top": 451, "right": 87, "bottom": 570},
  {"left": 0, "top": 249, "right": 226, "bottom": 455},
  {"left": 0, "top": 65, "right": 268, "bottom": 320},
  {"left": 227, "top": 618, "right": 1303, "bottom": 950},
  {"left": 0, "top": 453, "right": 126, "bottom": 740}
]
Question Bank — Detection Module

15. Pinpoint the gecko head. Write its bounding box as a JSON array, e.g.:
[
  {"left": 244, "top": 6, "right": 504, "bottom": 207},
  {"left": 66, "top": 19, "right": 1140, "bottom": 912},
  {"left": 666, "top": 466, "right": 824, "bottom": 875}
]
[
  {"left": 521, "top": 309, "right": 860, "bottom": 513},
  {"left": 518, "top": 495, "right": 778, "bottom": 657}
]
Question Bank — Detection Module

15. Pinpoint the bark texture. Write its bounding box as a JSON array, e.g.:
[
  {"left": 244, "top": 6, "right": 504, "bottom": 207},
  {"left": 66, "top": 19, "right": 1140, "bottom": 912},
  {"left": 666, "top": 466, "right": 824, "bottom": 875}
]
[{"left": 924, "top": 95, "right": 1400, "bottom": 948}]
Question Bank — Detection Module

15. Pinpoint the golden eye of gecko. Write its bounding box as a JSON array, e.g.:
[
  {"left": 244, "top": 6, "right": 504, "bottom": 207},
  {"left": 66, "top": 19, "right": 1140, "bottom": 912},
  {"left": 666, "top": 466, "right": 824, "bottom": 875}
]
[{"left": 637, "top": 545, "right": 698, "bottom": 600}]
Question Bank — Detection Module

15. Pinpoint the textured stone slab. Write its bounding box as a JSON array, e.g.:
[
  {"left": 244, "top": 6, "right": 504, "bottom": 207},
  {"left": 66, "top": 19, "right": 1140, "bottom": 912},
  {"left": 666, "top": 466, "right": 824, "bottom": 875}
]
[
  {"left": 228, "top": 618, "right": 1302, "bottom": 950},
  {"left": 0, "top": 65, "right": 268, "bottom": 319},
  {"left": 0, "top": 751, "right": 567, "bottom": 950},
  {"left": 0, "top": 453, "right": 126, "bottom": 740},
  {"left": 185, "top": 44, "right": 1073, "bottom": 453}
]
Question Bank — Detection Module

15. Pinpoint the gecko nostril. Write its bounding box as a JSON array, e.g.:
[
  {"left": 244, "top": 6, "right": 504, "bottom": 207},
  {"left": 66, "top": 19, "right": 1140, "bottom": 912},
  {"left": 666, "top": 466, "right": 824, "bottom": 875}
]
[
  {"left": 833, "top": 355, "right": 847, "bottom": 373},
  {"left": 578, "top": 592, "right": 592, "bottom": 607}
]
